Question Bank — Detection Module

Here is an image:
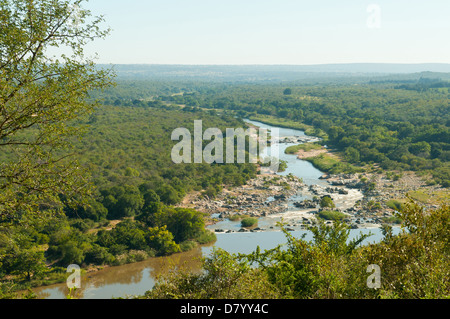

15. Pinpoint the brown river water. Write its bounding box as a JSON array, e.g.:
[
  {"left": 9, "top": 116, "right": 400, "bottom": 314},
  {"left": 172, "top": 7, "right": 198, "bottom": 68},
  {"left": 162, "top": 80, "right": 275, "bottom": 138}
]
[{"left": 31, "top": 245, "right": 208, "bottom": 299}]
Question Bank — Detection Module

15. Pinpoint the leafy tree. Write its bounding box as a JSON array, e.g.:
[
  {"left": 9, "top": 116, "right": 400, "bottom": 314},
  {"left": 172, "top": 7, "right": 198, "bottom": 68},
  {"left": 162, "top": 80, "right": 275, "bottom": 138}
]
[
  {"left": 57, "top": 240, "right": 85, "bottom": 266},
  {"left": 157, "top": 185, "right": 182, "bottom": 205},
  {"left": 101, "top": 185, "right": 144, "bottom": 219},
  {"left": 307, "top": 219, "right": 370, "bottom": 255},
  {"left": 344, "top": 147, "right": 361, "bottom": 163},
  {"left": 146, "top": 226, "right": 180, "bottom": 256},
  {"left": 409, "top": 141, "right": 431, "bottom": 158},
  {"left": 135, "top": 189, "right": 163, "bottom": 227},
  {"left": 66, "top": 198, "right": 108, "bottom": 222},
  {"left": 145, "top": 248, "right": 278, "bottom": 299},
  {"left": 84, "top": 244, "right": 114, "bottom": 265},
  {"left": 158, "top": 207, "right": 207, "bottom": 243},
  {"left": 283, "top": 88, "right": 292, "bottom": 95},
  {"left": 319, "top": 196, "right": 335, "bottom": 209},
  {"left": 0, "top": 0, "right": 114, "bottom": 223},
  {"left": 47, "top": 224, "right": 91, "bottom": 266},
  {"left": 2, "top": 247, "right": 47, "bottom": 281},
  {"left": 108, "top": 219, "right": 147, "bottom": 251},
  {"left": 363, "top": 202, "right": 450, "bottom": 298}
]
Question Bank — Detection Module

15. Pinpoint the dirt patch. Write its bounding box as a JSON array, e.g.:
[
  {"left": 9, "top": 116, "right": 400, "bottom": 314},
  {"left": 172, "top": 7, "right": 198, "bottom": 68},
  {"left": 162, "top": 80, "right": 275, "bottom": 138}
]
[{"left": 296, "top": 148, "right": 328, "bottom": 159}]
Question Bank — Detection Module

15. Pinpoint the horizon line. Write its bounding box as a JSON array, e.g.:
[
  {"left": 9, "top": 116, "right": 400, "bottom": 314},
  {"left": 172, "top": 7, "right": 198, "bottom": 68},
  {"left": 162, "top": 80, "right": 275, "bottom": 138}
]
[{"left": 99, "top": 62, "right": 450, "bottom": 66}]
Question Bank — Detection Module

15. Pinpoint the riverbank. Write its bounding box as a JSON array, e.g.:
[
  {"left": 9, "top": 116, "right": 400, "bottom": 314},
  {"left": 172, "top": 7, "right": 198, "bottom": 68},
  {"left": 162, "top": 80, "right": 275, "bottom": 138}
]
[
  {"left": 202, "top": 118, "right": 447, "bottom": 234},
  {"left": 248, "top": 114, "right": 327, "bottom": 139},
  {"left": 284, "top": 136, "right": 448, "bottom": 212}
]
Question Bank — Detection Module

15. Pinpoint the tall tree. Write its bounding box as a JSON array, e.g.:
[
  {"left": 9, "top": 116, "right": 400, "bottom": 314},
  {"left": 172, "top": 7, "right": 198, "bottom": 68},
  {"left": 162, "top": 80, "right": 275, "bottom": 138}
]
[{"left": 0, "top": 0, "right": 114, "bottom": 224}]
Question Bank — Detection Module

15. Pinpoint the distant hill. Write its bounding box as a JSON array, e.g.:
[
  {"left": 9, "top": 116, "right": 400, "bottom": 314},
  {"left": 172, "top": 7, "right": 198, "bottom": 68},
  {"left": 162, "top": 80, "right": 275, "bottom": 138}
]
[{"left": 98, "top": 63, "right": 450, "bottom": 83}]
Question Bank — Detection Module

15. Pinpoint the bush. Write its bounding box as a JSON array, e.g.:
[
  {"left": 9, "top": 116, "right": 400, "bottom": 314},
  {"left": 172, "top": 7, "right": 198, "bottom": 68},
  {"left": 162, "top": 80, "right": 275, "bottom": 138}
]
[
  {"left": 381, "top": 216, "right": 403, "bottom": 224},
  {"left": 146, "top": 226, "right": 180, "bottom": 256},
  {"left": 241, "top": 217, "right": 258, "bottom": 228},
  {"left": 85, "top": 245, "right": 114, "bottom": 265},
  {"left": 320, "top": 196, "right": 335, "bottom": 209},
  {"left": 386, "top": 200, "right": 403, "bottom": 211},
  {"left": 318, "top": 210, "right": 346, "bottom": 221},
  {"left": 195, "top": 229, "right": 217, "bottom": 245},
  {"left": 179, "top": 241, "right": 198, "bottom": 252},
  {"left": 228, "top": 214, "right": 249, "bottom": 221}
]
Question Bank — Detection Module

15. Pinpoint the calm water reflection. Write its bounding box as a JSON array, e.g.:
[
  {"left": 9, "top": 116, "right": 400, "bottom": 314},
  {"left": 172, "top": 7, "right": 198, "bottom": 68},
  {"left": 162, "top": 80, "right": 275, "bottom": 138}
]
[{"left": 32, "top": 245, "right": 207, "bottom": 299}]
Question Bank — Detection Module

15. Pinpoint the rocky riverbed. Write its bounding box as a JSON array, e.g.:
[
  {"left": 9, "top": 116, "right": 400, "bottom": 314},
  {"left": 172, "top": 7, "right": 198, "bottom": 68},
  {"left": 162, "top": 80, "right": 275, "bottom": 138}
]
[
  {"left": 186, "top": 174, "right": 305, "bottom": 219},
  {"left": 203, "top": 169, "right": 434, "bottom": 234},
  {"left": 182, "top": 171, "right": 402, "bottom": 233}
]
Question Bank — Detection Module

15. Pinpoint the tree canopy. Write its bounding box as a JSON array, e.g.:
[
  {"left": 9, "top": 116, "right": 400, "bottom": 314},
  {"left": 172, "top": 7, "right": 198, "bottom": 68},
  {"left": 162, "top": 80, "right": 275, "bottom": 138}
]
[{"left": 0, "top": 0, "right": 114, "bottom": 224}]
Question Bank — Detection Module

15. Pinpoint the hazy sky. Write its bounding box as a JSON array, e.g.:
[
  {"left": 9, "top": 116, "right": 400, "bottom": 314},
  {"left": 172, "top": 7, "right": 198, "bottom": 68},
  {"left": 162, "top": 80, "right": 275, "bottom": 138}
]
[{"left": 83, "top": 0, "right": 450, "bottom": 65}]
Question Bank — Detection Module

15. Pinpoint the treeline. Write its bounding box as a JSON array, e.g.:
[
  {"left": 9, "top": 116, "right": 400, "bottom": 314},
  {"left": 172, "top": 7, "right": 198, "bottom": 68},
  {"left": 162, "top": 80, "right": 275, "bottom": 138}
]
[
  {"left": 394, "top": 77, "right": 450, "bottom": 92},
  {"left": 0, "top": 105, "right": 257, "bottom": 291}
]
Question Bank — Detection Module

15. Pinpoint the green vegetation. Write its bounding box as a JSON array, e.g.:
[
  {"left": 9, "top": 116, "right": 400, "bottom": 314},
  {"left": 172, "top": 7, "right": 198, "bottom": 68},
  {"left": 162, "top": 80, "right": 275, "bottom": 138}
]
[
  {"left": 0, "top": 103, "right": 257, "bottom": 293},
  {"left": 241, "top": 217, "right": 258, "bottom": 228},
  {"left": 0, "top": 0, "right": 113, "bottom": 225},
  {"left": 407, "top": 189, "right": 450, "bottom": 205},
  {"left": 285, "top": 143, "right": 363, "bottom": 174},
  {"left": 318, "top": 210, "right": 346, "bottom": 221},
  {"left": 305, "top": 154, "right": 363, "bottom": 174},
  {"left": 319, "top": 196, "right": 336, "bottom": 209},
  {"left": 228, "top": 214, "right": 250, "bottom": 222},
  {"left": 143, "top": 202, "right": 450, "bottom": 299},
  {"left": 277, "top": 160, "right": 288, "bottom": 172},
  {"left": 285, "top": 142, "right": 322, "bottom": 155},
  {"left": 386, "top": 200, "right": 404, "bottom": 212},
  {"left": 149, "top": 78, "right": 449, "bottom": 186},
  {"left": 380, "top": 216, "right": 403, "bottom": 225}
]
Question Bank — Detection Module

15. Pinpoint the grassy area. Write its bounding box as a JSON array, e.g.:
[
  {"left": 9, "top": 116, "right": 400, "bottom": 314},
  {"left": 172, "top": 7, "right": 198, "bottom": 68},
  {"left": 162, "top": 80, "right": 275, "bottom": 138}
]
[
  {"left": 228, "top": 214, "right": 250, "bottom": 221},
  {"left": 408, "top": 189, "right": 450, "bottom": 205},
  {"left": 305, "top": 154, "right": 363, "bottom": 174},
  {"left": 318, "top": 210, "right": 347, "bottom": 221},
  {"left": 385, "top": 200, "right": 404, "bottom": 211},
  {"left": 285, "top": 142, "right": 323, "bottom": 155}
]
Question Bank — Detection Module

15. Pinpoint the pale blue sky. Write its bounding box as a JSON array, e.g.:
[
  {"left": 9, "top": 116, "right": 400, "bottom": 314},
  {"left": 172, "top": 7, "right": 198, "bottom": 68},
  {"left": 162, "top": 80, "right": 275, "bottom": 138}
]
[{"left": 83, "top": 0, "right": 450, "bottom": 65}]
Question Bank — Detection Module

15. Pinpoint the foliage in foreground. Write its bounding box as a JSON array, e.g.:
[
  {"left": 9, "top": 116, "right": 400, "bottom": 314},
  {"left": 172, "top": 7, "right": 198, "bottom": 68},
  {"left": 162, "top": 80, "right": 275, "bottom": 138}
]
[
  {"left": 0, "top": 0, "right": 114, "bottom": 224},
  {"left": 143, "top": 202, "right": 449, "bottom": 299}
]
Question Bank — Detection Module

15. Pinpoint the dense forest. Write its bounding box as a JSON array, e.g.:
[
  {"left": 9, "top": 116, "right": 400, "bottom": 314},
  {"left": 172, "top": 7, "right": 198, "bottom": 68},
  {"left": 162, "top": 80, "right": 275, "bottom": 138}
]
[
  {"left": 101, "top": 74, "right": 448, "bottom": 186},
  {"left": 0, "top": 104, "right": 258, "bottom": 296}
]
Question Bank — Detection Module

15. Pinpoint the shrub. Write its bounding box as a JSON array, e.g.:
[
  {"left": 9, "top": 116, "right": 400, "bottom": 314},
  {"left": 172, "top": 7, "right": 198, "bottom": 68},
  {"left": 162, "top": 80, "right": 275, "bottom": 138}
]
[
  {"left": 386, "top": 200, "right": 403, "bottom": 211},
  {"left": 381, "top": 216, "right": 403, "bottom": 224},
  {"left": 320, "top": 196, "right": 335, "bottom": 209},
  {"left": 228, "top": 214, "right": 249, "bottom": 221},
  {"left": 85, "top": 245, "right": 114, "bottom": 265},
  {"left": 179, "top": 241, "right": 198, "bottom": 252},
  {"left": 318, "top": 210, "right": 346, "bottom": 221},
  {"left": 195, "top": 229, "right": 217, "bottom": 245},
  {"left": 241, "top": 217, "right": 258, "bottom": 228}
]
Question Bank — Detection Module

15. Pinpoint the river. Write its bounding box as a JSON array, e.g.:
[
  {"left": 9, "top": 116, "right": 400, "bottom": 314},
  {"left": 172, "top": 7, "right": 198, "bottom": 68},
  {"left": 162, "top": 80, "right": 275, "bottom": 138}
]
[{"left": 31, "top": 119, "right": 400, "bottom": 299}]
